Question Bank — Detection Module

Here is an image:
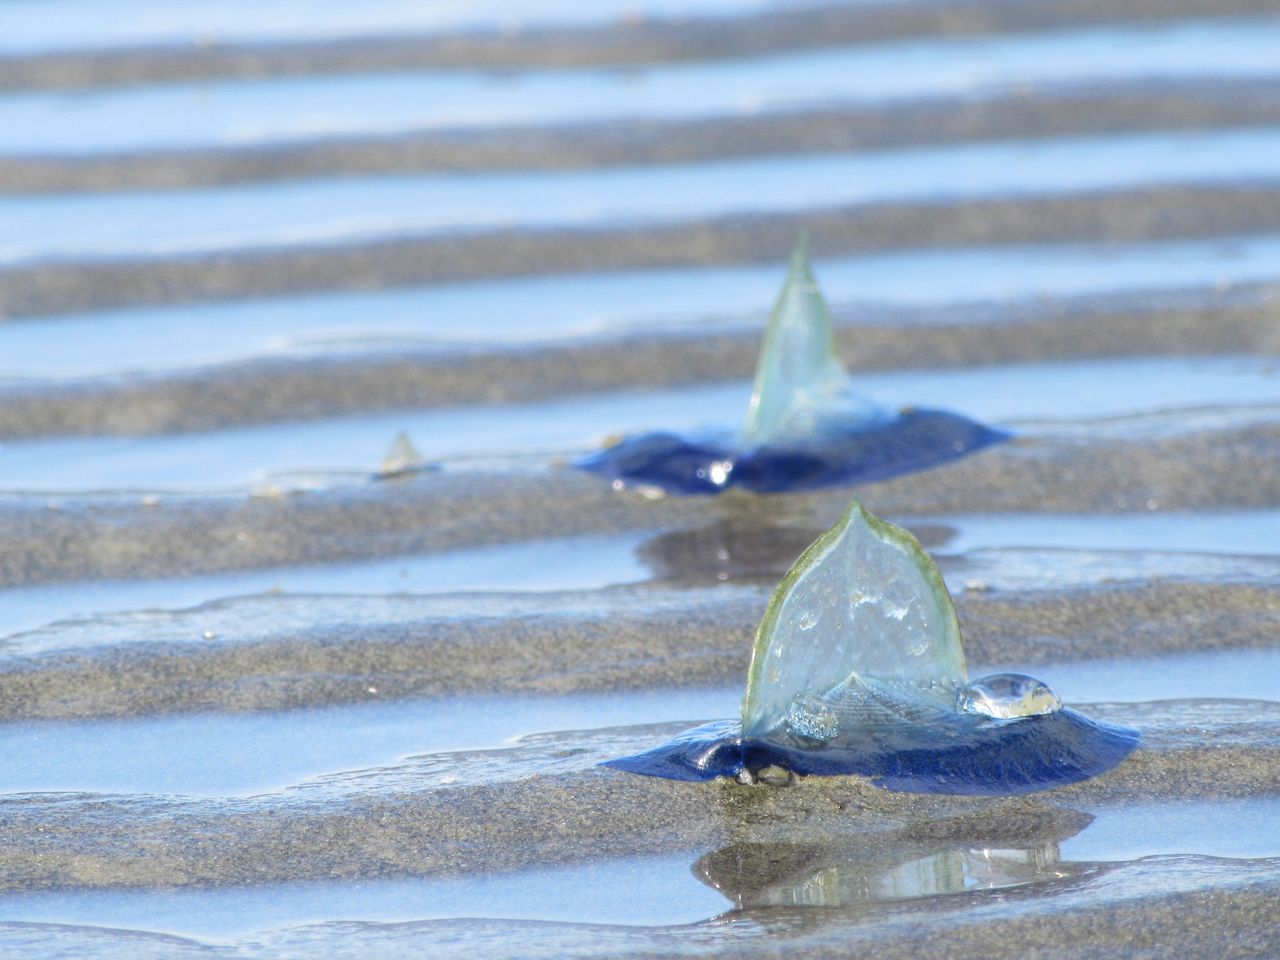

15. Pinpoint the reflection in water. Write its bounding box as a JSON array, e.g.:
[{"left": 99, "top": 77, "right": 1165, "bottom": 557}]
[
  {"left": 637, "top": 518, "right": 956, "bottom": 585},
  {"left": 637, "top": 519, "right": 826, "bottom": 584},
  {"left": 696, "top": 809, "right": 1092, "bottom": 912},
  {"left": 699, "top": 841, "right": 1075, "bottom": 909}
]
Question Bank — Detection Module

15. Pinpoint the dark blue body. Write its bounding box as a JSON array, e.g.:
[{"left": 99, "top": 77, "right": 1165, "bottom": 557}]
[
  {"left": 574, "top": 408, "right": 1010, "bottom": 495},
  {"left": 602, "top": 710, "right": 1139, "bottom": 795}
]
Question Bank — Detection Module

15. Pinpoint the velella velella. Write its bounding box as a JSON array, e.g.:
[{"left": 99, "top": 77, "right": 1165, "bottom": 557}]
[
  {"left": 375, "top": 430, "right": 429, "bottom": 480},
  {"left": 575, "top": 236, "right": 1009, "bottom": 495},
  {"left": 603, "top": 500, "right": 1138, "bottom": 794}
]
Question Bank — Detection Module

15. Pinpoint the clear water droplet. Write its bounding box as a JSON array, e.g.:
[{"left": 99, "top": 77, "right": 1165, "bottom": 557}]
[
  {"left": 798, "top": 612, "right": 818, "bottom": 631},
  {"left": 959, "top": 673, "right": 1062, "bottom": 719}
]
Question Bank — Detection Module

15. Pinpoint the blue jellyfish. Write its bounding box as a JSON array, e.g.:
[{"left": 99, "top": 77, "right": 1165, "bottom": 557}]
[
  {"left": 603, "top": 501, "right": 1138, "bottom": 795},
  {"left": 576, "top": 238, "right": 1009, "bottom": 495}
]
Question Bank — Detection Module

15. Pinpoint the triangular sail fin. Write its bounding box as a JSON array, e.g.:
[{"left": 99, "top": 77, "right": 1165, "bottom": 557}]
[
  {"left": 741, "top": 234, "right": 883, "bottom": 446},
  {"left": 741, "top": 500, "right": 968, "bottom": 739}
]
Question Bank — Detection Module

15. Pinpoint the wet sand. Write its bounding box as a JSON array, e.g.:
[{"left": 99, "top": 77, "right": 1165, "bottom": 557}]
[
  {"left": 3, "top": 282, "right": 1278, "bottom": 437},
  {"left": 6, "top": 183, "right": 1280, "bottom": 318},
  {"left": 4, "top": 79, "right": 1279, "bottom": 194},
  {"left": 2, "top": 699, "right": 1278, "bottom": 891},
  {"left": 5, "top": 0, "right": 1274, "bottom": 89},
  {"left": 0, "top": 581, "right": 1276, "bottom": 720},
  {"left": 4, "top": 419, "right": 1280, "bottom": 585}
]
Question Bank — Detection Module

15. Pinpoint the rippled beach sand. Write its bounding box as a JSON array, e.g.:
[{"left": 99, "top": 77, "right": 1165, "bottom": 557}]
[{"left": 1, "top": 0, "right": 1279, "bottom": 957}]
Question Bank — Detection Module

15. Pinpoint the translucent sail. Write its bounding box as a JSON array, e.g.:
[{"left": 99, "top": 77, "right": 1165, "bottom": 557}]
[
  {"left": 741, "top": 500, "right": 967, "bottom": 739},
  {"left": 379, "top": 430, "right": 425, "bottom": 477},
  {"left": 605, "top": 499, "right": 1136, "bottom": 791},
  {"left": 576, "top": 235, "right": 1008, "bottom": 494},
  {"left": 740, "top": 234, "right": 882, "bottom": 447}
]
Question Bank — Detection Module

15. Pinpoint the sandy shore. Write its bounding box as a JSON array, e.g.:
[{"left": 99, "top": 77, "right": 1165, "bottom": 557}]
[
  {"left": 2, "top": 2, "right": 1279, "bottom": 955},
  {"left": 3, "top": 0, "right": 1272, "bottom": 90},
  {"left": 5, "top": 184, "right": 1280, "bottom": 319},
  {"left": 4, "top": 80, "right": 1278, "bottom": 193}
]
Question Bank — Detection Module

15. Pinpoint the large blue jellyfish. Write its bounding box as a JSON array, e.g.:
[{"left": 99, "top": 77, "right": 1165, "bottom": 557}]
[
  {"left": 576, "top": 238, "right": 1009, "bottom": 495},
  {"left": 603, "top": 501, "right": 1138, "bottom": 795}
]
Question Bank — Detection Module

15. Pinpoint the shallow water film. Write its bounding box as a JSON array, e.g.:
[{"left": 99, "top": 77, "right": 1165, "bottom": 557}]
[{"left": 2, "top": 0, "right": 1280, "bottom": 957}]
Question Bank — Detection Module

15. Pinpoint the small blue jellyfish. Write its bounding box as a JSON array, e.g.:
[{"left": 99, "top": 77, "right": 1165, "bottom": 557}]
[
  {"left": 576, "top": 237, "right": 1009, "bottom": 495},
  {"left": 374, "top": 431, "right": 432, "bottom": 480},
  {"left": 603, "top": 501, "right": 1138, "bottom": 795}
]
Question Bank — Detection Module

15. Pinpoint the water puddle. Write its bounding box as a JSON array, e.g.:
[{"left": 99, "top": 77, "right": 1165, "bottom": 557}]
[
  {"left": 4, "top": 235, "right": 1278, "bottom": 379},
  {"left": 0, "top": 688, "right": 740, "bottom": 797},
  {"left": 0, "top": 531, "right": 654, "bottom": 638},
  {"left": 0, "top": 856, "right": 730, "bottom": 938},
  {"left": 952, "top": 548, "right": 1280, "bottom": 592},
  {"left": 1062, "top": 799, "right": 1280, "bottom": 862},
  {"left": 983, "top": 647, "right": 1280, "bottom": 705},
  {"left": 4, "top": 128, "right": 1280, "bottom": 264},
  {"left": 0, "top": 798, "right": 1275, "bottom": 941},
  {"left": 2, "top": 19, "right": 1278, "bottom": 154},
  {"left": 936, "top": 509, "right": 1280, "bottom": 556},
  {"left": 0, "top": 0, "right": 782, "bottom": 56},
  {"left": 4, "top": 507, "right": 1279, "bottom": 640},
  {"left": 2, "top": 356, "right": 1275, "bottom": 492},
  {"left": 931, "top": 509, "right": 1280, "bottom": 591},
  {"left": 641, "top": 508, "right": 1280, "bottom": 600}
]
